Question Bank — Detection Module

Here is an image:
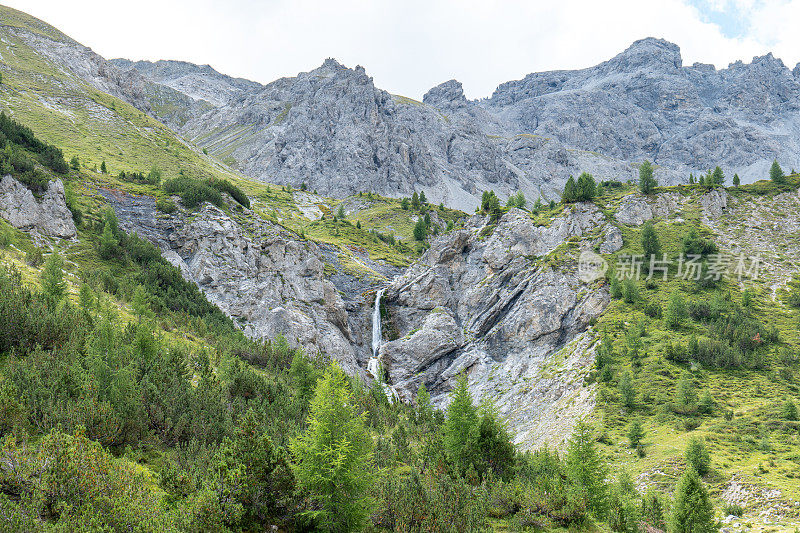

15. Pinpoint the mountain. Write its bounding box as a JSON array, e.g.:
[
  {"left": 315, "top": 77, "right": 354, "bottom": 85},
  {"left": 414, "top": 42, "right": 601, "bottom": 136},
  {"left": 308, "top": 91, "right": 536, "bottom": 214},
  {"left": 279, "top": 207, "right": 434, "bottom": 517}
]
[
  {"left": 2, "top": 5, "right": 800, "bottom": 531},
  {"left": 486, "top": 38, "right": 800, "bottom": 182},
  {"left": 108, "top": 38, "right": 800, "bottom": 211},
  {"left": 109, "top": 57, "right": 630, "bottom": 210}
]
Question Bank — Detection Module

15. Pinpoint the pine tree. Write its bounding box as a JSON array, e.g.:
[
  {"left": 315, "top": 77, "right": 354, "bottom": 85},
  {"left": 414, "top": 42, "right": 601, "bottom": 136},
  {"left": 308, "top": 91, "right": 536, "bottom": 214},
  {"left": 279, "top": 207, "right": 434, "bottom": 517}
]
[
  {"left": 131, "top": 285, "right": 154, "bottom": 323},
  {"left": 290, "top": 365, "right": 375, "bottom": 532},
  {"left": 641, "top": 221, "right": 661, "bottom": 260},
  {"left": 711, "top": 166, "right": 725, "bottom": 186},
  {"left": 676, "top": 372, "right": 697, "bottom": 409},
  {"left": 411, "top": 191, "right": 420, "bottom": 210},
  {"left": 576, "top": 172, "right": 597, "bottom": 201},
  {"left": 732, "top": 173, "right": 740, "bottom": 187},
  {"left": 41, "top": 249, "right": 67, "bottom": 302},
  {"left": 664, "top": 292, "right": 687, "bottom": 329},
  {"left": 78, "top": 283, "right": 94, "bottom": 312},
  {"left": 619, "top": 371, "right": 636, "bottom": 409},
  {"left": 562, "top": 175, "right": 577, "bottom": 203},
  {"left": 419, "top": 190, "right": 427, "bottom": 205},
  {"left": 685, "top": 437, "right": 711, "bottom": 476},
  {"left": 415, "top": 382, "right": 433, "bottom": 426},
  {"left": 401, "top": 197, "right": 410, "bottom": 210},
  {"left": 770, "top": 160, "right": 785, "bottom": 183},
  {"left": 565, "top": 421, "right": 608, "bottom": 518},
  {"left": 639, "top": 160, "right": 657, "bottom": 194},
  {"left": 99, "top": 221, "right": 120, "bottom": 260},
  {"left": 689, "top": 173, "right": 695, "bottom": 184},
  {"left": 69, "top": 155, "right": 80, "bottom": 171},
  {"left": 444, "top": 374, "right": 480, "bottom": 477},
  {"left": 476, "top": 399, "right": 515, "bottom": 480},
  {"left": 413, "top": 218, "right": 427, "bottom": 241},
  {"left": 100, "top": 160, "right": 107, "bottom": 174},
  {"left": 670, "top": 468, "right": 718, "bottom": 533},
  {"left": 628, "top": 419, "right": 645, "bottom": 449}
]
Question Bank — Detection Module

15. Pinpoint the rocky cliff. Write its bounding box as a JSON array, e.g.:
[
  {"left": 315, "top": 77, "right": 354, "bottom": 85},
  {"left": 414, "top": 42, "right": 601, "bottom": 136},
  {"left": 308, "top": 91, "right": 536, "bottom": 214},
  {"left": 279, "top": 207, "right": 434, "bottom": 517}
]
[
  {"left": 377, "top": 205, "right": 618, "bottom": 447},
  {"left": 97, "top": 189, "right": 376, "bottom": 378},
  {"left": 0, "top": 176, "right": 76, "bottom": 241}
]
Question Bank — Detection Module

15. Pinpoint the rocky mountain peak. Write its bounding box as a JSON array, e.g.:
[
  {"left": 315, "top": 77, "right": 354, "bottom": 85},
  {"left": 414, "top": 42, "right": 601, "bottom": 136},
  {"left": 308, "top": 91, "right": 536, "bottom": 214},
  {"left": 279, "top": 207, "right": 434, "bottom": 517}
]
[
  {"left": 423, "top": 79, "right": 467, "bottom": 109},
  {"left": 604, "top": 37, "right": 682, "bottom": 73}
]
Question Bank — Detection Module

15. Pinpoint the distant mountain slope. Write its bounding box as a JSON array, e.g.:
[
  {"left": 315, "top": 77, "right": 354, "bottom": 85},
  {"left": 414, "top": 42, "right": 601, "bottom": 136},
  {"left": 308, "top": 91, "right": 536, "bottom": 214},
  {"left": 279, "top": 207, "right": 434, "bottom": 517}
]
[
  {"left": 112, "top": 58, "right": 635, "bottom": 210},
  {"left": 485, "top": 38, "right": 800, "bottom": 183},
  {"left": 0, "top": 5, "right": 240, "bottom": 184}
]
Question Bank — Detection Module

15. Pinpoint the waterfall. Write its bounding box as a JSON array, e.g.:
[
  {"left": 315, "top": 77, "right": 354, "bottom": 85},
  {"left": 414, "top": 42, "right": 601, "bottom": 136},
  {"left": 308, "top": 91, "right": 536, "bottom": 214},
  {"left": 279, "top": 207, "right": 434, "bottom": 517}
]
[
  {"left": 368, "top": 287, "right": 396, "bottom": 403},
  {"left": 371, "top": 287, "right": 385, "bottom": 357}
]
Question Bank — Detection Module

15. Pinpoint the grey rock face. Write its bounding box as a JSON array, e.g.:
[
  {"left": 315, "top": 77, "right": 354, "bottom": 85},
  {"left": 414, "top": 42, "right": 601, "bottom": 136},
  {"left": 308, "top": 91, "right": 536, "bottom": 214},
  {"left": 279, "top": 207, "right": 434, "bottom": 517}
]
[
  {"left": 699, "top": 188, "right": 729, "bottom": 218},
  {"left": 111, "top": 59, "right": 261, "bottom": 107},
  {"left": 110, "top": 58, "right": 637, "bottom": 210},
  {"left": 379, "top": 205, "right": 612, "bottom": 447},
  {"left": 100, "top": 191, "right": 373, "bottom": 377},
  {"left": 486, "top": 38, "right": 800, "bottom": 184},
  {"left": 0, "top": 176, "right": 76, "bottom": 239},
  {"left": 615, "top": 192, "right": 683, "bottom": 225},
  {"left": 600, "top": 225, "right": 623, "bottom": 253}
]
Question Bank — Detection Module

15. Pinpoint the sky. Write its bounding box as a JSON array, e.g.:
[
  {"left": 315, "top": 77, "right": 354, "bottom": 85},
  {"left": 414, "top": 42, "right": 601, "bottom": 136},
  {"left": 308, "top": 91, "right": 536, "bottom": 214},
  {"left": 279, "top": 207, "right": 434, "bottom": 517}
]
[{"left": 5, "top": 0, "right": 800, "bottom": 99}]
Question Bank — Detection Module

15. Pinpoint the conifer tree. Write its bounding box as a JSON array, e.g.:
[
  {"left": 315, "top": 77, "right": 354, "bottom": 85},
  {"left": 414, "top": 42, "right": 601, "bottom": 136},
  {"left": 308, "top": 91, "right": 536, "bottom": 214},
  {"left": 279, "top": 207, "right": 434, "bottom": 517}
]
[
  {"left": 413, "top": 218, "right": 427, "bottom": 241},
  {"left": 685, "top": 437, "right": 711, "bottom": 476},
  {"left": 419, "top": 190, "right": 427, "bottom": 205},
  {"left": 770, "top": 159, "right": 785, "bottom": 183},
  {"left": 411, "top": 191, "right": 420, "bottom": 210},
  {"left": 41, "top": 249, "right": 67, "bottom": 302},
  {"left": 290, "top": 365, "right": 375, "bottom": 532},
  {"left": 641, "top": 221, "right": 661, "bottom": 260},
  {"left": 619, "top": 371, "right": 636, "bottom": 409},
  {"left": 628, "top": 419, "right": 645, "bottom": 449},
  {"left": 444, "top": 374, "right": 479, "bottom": 476},
  {"left": 711, "top": 166, "right": 725, "bottom": 186},
  {"left": 639, "top": 160, "right": 657, "bottom": 194},
  {"left": 732, "top": 173, "right": 740, "bottom": 187},
  {"left": 562, "top": 175, "right": 577, "bottom": 203},
  {"left": 664, "top": 292, "right": 687, "bottom": 329},
  {"left": 100, "top": 160, "right": 107, "bottom": 174},
  {"left": 576, "top": 172, "right": 597, "bottom": 201},
  {"left": 676, "top": 372, "right": 697, "bottom": 409},
  {"left": 566, "top": 421, "right": 608, "bottom": 518},
  {"left": 415, "top": 382, "right": 433, "bottom": 427},
  {"left": 670, "top": 468, "right": 718, "bottom": 533}
]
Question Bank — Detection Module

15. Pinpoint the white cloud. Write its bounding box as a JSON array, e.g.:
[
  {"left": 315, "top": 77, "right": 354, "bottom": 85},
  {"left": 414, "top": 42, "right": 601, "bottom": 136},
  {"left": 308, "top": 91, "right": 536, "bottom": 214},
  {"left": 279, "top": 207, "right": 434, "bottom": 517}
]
[{"left": 4, "top": 0, "right": 798, "bottom": 99}]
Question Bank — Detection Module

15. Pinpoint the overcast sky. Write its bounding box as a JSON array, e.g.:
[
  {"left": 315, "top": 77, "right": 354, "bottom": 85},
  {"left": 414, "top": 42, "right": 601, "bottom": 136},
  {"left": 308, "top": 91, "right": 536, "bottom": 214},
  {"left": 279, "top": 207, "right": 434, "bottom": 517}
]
[{"left": 5, "top": 0, "right": 800, "bottom": 99}]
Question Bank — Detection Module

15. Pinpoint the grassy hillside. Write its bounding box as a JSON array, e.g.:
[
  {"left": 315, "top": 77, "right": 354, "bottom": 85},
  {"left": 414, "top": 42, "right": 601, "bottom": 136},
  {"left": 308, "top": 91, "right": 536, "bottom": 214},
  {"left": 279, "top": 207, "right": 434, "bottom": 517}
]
[{"left": 587, "top": 183, "right": 800, "bottom": 531}]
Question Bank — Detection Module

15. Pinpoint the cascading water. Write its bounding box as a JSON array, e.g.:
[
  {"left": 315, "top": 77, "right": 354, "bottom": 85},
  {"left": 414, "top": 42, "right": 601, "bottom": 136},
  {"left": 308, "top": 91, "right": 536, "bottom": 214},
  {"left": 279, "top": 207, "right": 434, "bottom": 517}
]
[
  {"left": 371, "top": 287, "right": 385, "bottom": 358},
  {"left": 368, "top": 287, "right": 397, "bottom": 403}
]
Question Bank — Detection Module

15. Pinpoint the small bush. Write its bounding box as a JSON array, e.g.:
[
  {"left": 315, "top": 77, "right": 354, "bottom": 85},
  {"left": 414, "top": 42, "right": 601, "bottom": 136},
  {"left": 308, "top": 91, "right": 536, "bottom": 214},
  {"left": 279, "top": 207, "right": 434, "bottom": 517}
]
[
  {"left": 723, "top": 503, "right": 744, "bottom": 517},
  {"left": 156, "top": 198, "right": 177, "bottom": 214},
  {"left": 206, "top": 178, "right": 250, "bottom": 208},
  {"left": 26, "top": 247, "right": 44, "bottom": 267}
]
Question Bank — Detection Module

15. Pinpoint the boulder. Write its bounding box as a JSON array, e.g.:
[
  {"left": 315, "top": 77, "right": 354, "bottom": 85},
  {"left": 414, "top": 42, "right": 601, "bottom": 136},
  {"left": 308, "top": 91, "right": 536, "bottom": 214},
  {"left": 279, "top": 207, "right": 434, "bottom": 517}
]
[{"left": 0, "top": 176, "right": 76, "bottom": 239}]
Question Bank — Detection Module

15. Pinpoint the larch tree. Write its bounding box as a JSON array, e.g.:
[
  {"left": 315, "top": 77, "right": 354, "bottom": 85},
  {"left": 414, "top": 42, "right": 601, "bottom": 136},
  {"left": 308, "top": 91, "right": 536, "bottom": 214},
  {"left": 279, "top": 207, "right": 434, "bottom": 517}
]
[{"left": 290, "top": 364, "right": 375, "bottom": 532}]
